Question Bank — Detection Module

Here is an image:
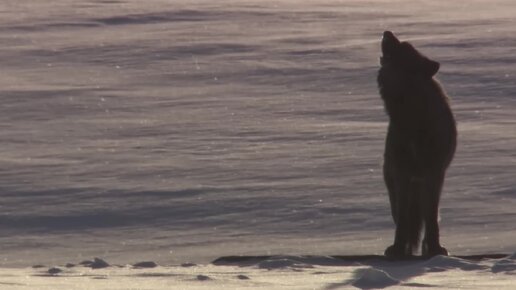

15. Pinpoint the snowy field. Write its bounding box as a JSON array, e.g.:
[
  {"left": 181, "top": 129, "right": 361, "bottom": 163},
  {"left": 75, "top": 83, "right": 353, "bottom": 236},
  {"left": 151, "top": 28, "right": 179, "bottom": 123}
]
[
  {"left": 0, "top": 0, "right": 515, "bottom": 288},
  {"left": 1, "top": 254, "right": 516, "bottom": 289}
]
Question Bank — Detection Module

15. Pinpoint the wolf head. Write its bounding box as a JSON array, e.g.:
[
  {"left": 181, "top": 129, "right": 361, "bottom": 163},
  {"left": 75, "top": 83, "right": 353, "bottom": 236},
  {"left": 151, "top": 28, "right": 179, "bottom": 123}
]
[{"left": 380, "top": 31, "right": 440, "bottom": 78}]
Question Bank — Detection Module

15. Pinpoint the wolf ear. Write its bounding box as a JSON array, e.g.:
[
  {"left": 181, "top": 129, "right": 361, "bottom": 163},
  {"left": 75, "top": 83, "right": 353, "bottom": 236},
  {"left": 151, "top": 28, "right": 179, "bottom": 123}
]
[
  {"left": 422, "top": 59, "right": 440, "bottom": 77},
  {"left": 382, "top": 31, "right": 400, "bottom": 57}
]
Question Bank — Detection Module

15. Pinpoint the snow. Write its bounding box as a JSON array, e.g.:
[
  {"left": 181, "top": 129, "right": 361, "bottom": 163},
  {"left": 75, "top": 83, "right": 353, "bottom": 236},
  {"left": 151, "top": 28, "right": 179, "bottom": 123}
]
[
  {"left": 0, "top": 0, "right": 515, "bottom": 288},
  {"left": 350, "top": 268, "right": 400, "bottom": 289},
  {"left": 0, "top": 254, "right": 515, "bottom": 289}
]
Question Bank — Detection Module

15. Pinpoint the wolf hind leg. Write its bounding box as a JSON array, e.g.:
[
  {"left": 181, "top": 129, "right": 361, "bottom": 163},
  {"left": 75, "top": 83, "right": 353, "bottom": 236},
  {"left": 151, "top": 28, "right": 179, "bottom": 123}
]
[
  {"left": 407, "top": 178, "right": 424, "bottom": 253},
  {"left": 421, "top": 172, "right": 448, "bottom": 257},
  {"left": 383, "top": 164, "right": 398, "bottom": 225}
]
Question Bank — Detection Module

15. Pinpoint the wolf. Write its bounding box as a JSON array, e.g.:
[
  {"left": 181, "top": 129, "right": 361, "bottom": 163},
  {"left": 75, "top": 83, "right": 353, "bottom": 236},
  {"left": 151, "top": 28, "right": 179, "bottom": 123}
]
[{"left": 377, "top": 31, "right": 457, "bottom": 258}]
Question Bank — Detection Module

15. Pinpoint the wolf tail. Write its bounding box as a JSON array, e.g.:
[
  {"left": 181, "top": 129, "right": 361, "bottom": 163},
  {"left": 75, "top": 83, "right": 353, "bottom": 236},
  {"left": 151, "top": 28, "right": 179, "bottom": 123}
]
[{"left": 407, "top": 188, "right": 424, "bottom": 253}]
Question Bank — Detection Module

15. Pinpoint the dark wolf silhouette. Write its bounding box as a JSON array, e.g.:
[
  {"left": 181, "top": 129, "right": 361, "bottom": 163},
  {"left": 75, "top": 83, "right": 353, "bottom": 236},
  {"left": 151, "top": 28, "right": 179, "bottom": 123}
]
[{"left": 377, "top": 31, "right": 457, "bottom": 258}]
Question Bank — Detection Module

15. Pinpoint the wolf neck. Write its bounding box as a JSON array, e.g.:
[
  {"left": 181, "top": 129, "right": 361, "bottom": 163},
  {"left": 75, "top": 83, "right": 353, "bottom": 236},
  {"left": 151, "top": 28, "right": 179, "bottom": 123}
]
[{"left": 378, "top": 69, "right": 433, "bottom": 125}]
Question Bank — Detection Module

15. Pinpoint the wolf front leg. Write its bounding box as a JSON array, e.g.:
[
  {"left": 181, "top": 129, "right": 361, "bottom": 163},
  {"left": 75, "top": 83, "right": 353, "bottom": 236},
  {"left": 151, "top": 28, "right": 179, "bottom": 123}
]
[{"left": 384, "top": 170, "right": 415, "bottom": 258}]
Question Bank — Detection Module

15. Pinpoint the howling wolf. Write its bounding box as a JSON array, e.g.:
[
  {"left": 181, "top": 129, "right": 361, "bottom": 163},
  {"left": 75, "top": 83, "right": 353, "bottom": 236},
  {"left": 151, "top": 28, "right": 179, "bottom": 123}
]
[{"left": 377, "top": 31, "right": 457, "bottom": 258}]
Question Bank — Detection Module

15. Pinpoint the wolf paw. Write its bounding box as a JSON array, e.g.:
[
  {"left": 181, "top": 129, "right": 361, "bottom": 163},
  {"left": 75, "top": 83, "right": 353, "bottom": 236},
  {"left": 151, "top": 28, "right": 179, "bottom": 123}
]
[
  {"left": 384, "top": 244, "right": 410, "bottom": 259},
  {"left": 422, "top": 244, "right": 449, "bottom": 257}
]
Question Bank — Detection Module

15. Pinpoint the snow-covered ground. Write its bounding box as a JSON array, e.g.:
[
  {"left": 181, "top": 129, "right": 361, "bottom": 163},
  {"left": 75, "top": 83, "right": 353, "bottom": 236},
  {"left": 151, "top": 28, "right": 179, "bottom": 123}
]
[
  {"left": 2, "top": 254, "right": 516, "bottom": 289},
  {"left": 0, "top": 0, "right": 515, "bottom": 288}
]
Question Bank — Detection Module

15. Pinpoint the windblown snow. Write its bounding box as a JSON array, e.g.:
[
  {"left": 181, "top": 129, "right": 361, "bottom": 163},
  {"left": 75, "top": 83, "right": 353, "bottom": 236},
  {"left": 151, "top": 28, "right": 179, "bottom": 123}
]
[{"left": 0, "top": 0, "right": 515, "bottom": 288}]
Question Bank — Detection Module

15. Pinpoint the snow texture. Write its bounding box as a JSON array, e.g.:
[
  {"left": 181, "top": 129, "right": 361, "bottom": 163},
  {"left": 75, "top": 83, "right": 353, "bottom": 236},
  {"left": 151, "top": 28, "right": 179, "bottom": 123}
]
[
  {"left": 350, "top": 268, "right": 400, "bottom": 289},
  {"left": 0, "top": 254, "right": 513, "bottom": 289},
  {"left": 0, "top": 1, "right": 514, "bottom": 286}
]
